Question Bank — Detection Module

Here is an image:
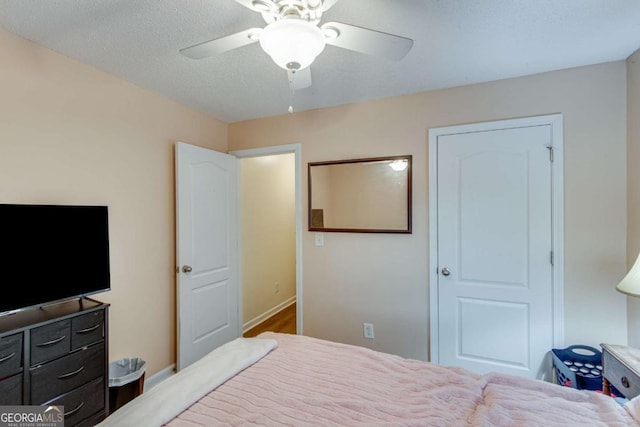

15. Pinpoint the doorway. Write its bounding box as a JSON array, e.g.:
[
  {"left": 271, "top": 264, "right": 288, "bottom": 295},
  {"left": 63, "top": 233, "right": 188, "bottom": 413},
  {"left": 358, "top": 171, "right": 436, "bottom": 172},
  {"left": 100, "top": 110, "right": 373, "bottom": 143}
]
[
  {"left": 231, "top": 144, "right": 303, "bottom": 337},
  {"left": 428, "top": 115, "right": 564, "bottom": 381}
]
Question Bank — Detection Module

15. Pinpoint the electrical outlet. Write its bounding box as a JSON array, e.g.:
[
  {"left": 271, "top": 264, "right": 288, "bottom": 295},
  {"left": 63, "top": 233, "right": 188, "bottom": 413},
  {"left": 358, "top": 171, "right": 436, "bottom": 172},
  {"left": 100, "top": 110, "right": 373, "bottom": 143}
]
[
  {"left": 275, "top": 281, "right": 279, "bottom": 294},
  {"left": 363, "top": 323, "right": 374, "bottom": 339},
  {"left": 315, "top": 232, "right": 324, "bottom": 246}
]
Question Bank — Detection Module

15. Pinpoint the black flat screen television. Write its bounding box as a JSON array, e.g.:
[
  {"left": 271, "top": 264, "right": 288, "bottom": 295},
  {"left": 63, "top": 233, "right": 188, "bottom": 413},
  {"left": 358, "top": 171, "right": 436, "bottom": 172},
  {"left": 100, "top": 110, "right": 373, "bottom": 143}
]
[{"left": 0, "top": 204, "right": 110, "bottom": 315}]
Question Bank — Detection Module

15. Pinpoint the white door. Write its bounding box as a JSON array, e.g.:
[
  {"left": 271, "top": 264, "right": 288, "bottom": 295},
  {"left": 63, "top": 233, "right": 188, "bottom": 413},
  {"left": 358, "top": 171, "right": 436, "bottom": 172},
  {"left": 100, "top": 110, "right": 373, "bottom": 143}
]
[
  {"left": 175, "top": 142, "right": 239, "bottom": 371},
  {"left": 432, "top": 121, "right": 558, "bottom": 380}
]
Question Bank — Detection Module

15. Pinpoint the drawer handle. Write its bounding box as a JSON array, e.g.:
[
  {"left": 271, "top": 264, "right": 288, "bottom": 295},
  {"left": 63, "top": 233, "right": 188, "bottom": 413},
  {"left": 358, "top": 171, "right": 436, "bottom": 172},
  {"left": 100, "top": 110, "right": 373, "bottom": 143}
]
[
  {"left": 77, "top": 324, "right": 100, "bottom": 334},
  {"left": 622, "top": 376, "right": 631, "bottom": 388},
  {"left": 57, "top": 365, "right": 85, "bottom": 379},
  {"left": 0, "top": 352, "right": 16, "bottom": 363},
  {"left": 64, "top": 401, "right": 84, "bottom": 418},
  {"left": 35, "top": 335, "right": 66, "bottom": 347}
]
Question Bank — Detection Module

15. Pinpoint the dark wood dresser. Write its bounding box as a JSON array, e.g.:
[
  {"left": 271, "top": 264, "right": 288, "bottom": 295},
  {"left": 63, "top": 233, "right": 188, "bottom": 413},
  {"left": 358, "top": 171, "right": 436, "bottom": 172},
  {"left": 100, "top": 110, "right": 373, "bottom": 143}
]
[{"left": 0, "top": 298, "right": 109, "bottom": 426}]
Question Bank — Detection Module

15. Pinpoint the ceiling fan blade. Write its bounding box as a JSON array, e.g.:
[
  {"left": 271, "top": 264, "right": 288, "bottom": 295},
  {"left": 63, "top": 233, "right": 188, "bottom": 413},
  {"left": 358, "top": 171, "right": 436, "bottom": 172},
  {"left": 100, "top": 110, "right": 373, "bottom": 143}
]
[
  {"left": 288, "top": 67, "right": 312, "bottom": 91},
  {"left": 321, "top": 0, "right": 340, "bottom": 11},
  {"left": 179, "top": 28, "right": 262, "bottom": 59},
  {"left": 321, "top": 21, "right": 413, "bottom": 61}
]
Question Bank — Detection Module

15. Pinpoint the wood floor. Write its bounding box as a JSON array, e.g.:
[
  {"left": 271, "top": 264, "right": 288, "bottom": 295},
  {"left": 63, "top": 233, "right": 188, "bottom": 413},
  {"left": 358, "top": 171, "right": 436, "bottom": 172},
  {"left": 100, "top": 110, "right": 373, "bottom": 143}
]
[{"left": 243, "top": 303, "right": 296, "bottom": 338}]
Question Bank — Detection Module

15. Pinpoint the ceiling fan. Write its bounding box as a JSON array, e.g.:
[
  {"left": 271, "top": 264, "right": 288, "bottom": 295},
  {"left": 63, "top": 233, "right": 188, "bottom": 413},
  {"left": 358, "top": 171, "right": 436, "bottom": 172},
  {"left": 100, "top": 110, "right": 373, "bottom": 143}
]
[{"left": 179, "top": 0, "right": 414, "bottom": 92}]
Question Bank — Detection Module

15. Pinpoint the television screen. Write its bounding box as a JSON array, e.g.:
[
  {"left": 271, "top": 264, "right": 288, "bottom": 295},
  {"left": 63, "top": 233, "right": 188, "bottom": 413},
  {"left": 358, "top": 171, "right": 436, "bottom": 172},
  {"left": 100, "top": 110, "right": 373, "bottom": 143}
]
[{"left": 0, "top": 204, "right": 110, "bottom": 315}]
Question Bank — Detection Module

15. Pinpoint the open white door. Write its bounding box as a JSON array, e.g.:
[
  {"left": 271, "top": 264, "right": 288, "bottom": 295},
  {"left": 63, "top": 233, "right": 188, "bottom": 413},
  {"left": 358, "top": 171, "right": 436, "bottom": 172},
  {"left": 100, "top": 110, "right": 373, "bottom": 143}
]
[{"left": 175, "top": 142, "right": 239, "bottom": 371}]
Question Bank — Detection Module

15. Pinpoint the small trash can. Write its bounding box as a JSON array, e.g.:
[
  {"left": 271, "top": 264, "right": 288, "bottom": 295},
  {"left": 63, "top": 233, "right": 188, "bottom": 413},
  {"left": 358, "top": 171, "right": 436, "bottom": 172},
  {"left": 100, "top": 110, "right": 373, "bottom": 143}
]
[{"left": 108, "top": 357, "right": 146, "bottom": 414}]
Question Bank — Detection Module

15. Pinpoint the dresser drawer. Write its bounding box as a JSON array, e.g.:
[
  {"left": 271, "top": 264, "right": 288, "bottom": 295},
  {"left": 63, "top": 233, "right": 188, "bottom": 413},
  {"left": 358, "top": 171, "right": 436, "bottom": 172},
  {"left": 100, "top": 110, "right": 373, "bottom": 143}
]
[
  {"left": 30, "top": 343, "right": 104, "bottom": 404},
  {"left": 46, "top": 377, "right": 104, "bottom": 427},
  {"left": 71, "top": 310, "right": 104, "bottom": 350},
  {"left": 603, "top": 349, "right": 640, "bottom": 399},
  {"left": 0, "top": 373, "right": 22, "bottom": 405},
  {"left": 0, "top": 333, "right": 23, "bottom": 378},
  {"left": 31, "top": 319, "right": 71, "bottom": 366}
]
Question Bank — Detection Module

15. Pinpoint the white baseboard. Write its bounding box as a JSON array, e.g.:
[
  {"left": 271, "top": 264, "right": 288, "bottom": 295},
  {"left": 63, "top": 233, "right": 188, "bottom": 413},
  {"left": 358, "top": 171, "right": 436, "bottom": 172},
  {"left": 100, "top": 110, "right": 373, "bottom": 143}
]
[
  {"left": 243, "top": 296, "right": 296, "bottom": 333},
  {"left": 144, "top": 364, "right": 175, "bottom": 391}
]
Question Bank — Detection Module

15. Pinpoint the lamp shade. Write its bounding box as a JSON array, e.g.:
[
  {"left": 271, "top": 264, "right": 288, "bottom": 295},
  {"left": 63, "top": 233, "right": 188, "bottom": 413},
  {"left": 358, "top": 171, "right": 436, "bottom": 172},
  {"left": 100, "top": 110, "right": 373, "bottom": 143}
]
[
  {"left": 617, "top": 253, "right": 640, "bottom": 297},
  {"left": 259, "top": 19, "right": 326, "bottom": 71}
]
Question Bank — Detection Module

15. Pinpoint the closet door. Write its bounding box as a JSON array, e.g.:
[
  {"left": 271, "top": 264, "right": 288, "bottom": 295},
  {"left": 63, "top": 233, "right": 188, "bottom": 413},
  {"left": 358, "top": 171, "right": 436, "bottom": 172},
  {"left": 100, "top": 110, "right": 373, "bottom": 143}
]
[{"left": 430, "top": 116, "right": 562, "bottom": 380}]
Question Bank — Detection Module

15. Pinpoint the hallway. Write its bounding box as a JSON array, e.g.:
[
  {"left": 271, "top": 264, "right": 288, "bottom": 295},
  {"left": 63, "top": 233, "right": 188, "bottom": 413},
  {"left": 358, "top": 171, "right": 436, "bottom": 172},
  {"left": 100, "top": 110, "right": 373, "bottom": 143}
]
[{"left": 243, "top": 303, "right": 296, "bottom": 337}]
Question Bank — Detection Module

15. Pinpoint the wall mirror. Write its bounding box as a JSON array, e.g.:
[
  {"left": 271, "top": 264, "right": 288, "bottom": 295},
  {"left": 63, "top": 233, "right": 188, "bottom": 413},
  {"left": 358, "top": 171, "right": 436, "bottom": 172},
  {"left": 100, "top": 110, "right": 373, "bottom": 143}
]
[{"left": 308, "top": 155, "right": 412, "bottom": 233}]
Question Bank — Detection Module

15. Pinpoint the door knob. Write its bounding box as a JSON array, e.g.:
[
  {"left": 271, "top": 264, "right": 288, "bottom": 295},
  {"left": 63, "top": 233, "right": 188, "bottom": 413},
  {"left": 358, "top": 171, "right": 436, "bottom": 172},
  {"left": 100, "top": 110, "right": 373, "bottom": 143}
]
[
  {"left": 441, "top": 267, "right": 451, "bottom": 276},
  {"left": 182, "top": 265, "right": 193, "bottom": 273}
]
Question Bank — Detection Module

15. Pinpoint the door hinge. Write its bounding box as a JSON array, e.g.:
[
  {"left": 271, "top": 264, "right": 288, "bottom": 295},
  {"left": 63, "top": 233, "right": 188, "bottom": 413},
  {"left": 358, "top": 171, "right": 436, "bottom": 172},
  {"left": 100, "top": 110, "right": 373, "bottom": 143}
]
[
  {"left": 546, "top": 146, "right": 553, "bottom": 162},
  {"left": 550, "top": 251, "right": 554, "bottom": 266}
]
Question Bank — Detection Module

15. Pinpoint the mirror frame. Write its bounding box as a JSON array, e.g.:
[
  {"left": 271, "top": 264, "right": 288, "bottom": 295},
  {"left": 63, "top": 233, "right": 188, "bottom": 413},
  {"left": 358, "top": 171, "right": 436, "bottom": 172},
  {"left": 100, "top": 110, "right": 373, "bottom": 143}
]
[{"left": 308, "top": 155, "right": 412, "bottom": 234}]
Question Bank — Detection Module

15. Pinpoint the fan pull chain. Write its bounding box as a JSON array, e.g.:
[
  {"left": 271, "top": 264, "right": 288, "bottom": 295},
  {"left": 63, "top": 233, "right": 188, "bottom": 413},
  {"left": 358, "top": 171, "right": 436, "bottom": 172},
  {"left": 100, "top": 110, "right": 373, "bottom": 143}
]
[
  {"left": 288, "top": 91, "right": 294, "bottom": 114},
  {"left": 288, "top": 71, "right": 296, "bottom": 114}
]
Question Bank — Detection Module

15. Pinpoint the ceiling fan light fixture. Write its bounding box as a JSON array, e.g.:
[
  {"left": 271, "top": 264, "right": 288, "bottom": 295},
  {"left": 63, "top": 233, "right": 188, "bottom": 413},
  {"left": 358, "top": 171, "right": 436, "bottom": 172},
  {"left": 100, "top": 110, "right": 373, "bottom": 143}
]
[{"left": 259, "top": 19, "right": 326, "bottom": 70}]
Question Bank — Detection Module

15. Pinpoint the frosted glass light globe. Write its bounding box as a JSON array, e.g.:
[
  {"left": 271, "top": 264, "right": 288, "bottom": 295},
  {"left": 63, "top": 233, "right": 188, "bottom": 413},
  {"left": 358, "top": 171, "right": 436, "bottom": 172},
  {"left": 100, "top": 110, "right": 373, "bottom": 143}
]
[{"left": 259, "top": 19, "right": 326, "bottom": 71}]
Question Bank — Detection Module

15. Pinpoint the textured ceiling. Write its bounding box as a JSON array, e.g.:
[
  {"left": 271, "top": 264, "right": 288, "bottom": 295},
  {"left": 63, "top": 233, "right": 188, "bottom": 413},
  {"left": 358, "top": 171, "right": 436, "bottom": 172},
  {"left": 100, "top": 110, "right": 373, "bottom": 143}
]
[{"left": 1, "top": 0, "right": 639, "bottom": 123}]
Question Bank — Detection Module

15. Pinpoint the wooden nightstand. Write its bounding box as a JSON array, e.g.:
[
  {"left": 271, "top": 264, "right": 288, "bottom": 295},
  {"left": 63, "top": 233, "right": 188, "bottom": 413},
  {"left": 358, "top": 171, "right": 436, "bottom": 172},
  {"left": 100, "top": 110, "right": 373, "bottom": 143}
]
[{"left": 601, "top": 343, "right": 640, "bottom": 399}]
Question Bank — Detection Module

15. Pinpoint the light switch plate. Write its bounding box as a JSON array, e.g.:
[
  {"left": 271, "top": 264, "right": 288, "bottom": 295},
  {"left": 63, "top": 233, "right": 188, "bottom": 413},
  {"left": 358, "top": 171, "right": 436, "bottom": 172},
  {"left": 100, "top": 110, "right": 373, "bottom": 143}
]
[
  {"left": 363, "top": 323, "right": 374, "bottom": 339},
  {"left": 315, "top": 232, "right": 324, "bottom": 246}
]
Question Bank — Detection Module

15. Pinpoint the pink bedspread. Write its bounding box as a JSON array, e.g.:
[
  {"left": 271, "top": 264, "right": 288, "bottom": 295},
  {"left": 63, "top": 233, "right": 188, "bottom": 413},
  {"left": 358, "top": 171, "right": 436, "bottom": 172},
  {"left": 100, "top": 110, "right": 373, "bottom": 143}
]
[{"left": 166, "top": 332, "right": 638, "bottom": 426}]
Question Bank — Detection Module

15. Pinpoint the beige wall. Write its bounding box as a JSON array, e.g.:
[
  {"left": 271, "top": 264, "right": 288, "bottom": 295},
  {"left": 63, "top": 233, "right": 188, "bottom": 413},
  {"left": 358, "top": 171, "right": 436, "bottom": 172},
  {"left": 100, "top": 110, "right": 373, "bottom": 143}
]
[
  {"left": 627, "top": 49, "right": 640, "bottom": 347},
  {"left": 0, "top": 28, "right": 228, "bottom": 376},
  {"left": 240, "top": 154, "right": 296, "bottom": 325},
  {"left": 229, "top": 61, "right": 629, "bottom": 360}
]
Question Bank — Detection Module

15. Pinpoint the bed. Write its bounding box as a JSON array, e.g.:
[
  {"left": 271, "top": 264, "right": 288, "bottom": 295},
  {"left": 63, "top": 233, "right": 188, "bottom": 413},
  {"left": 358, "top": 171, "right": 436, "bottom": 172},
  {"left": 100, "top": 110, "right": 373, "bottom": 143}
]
[{"left": 97, "top": 332, "right": 640, "bottom": 426}]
